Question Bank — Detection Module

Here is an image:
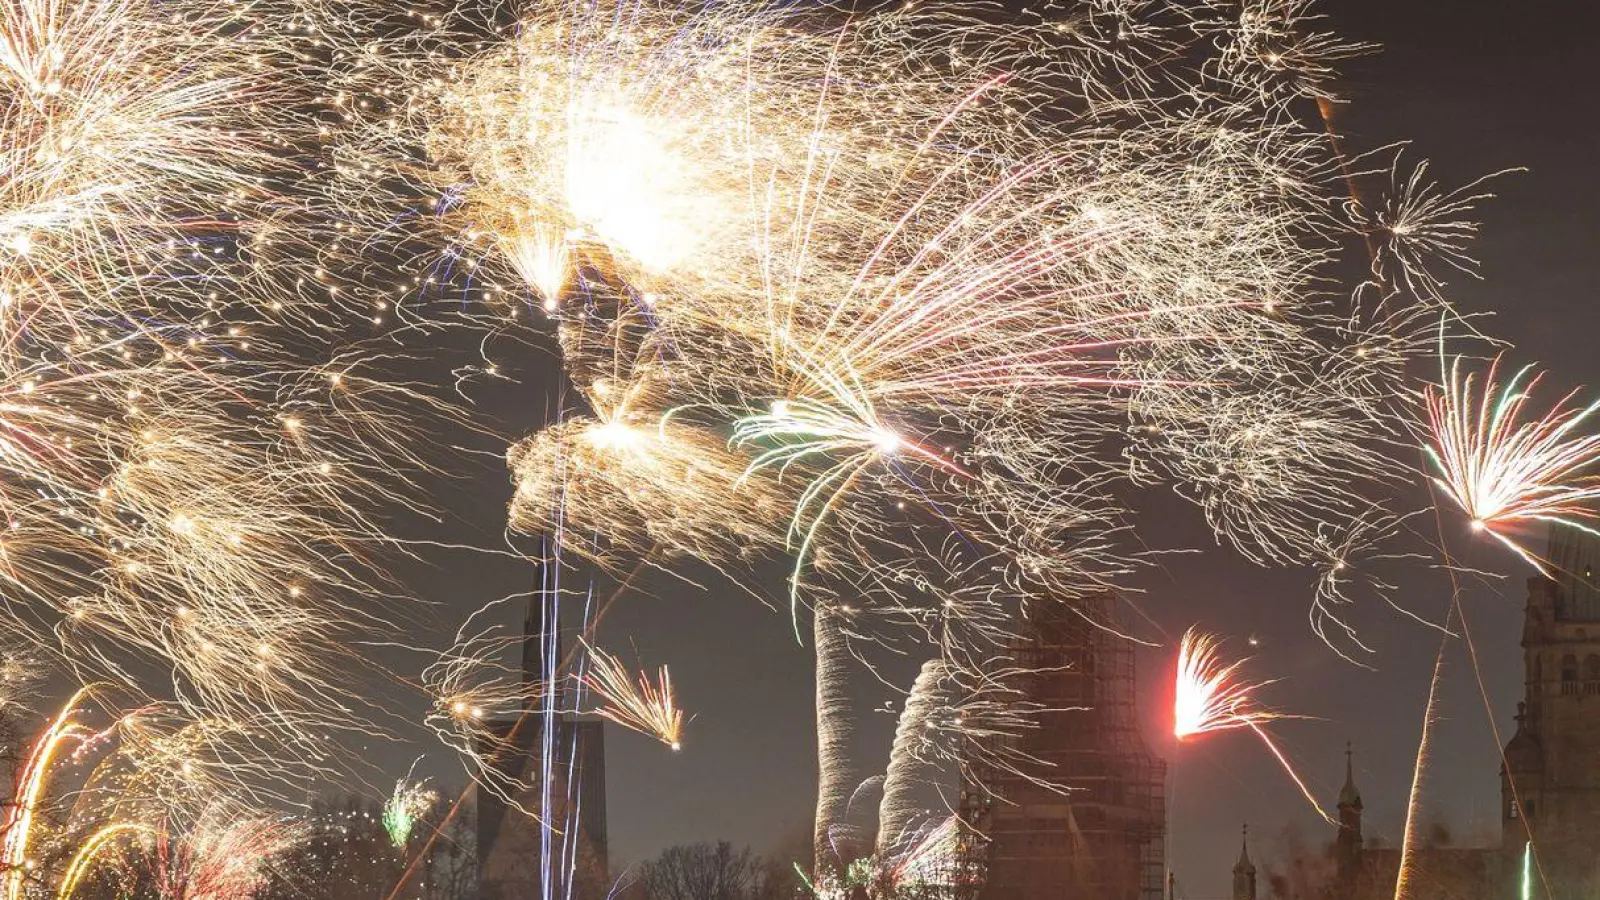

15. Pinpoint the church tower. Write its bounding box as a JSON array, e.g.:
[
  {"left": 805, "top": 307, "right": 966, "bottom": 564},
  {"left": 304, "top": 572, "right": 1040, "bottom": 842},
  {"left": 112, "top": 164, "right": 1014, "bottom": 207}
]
[
  {"left": 477, "top": 558, "right": 609, "bottom": 900},
  {"left": 1232, "top": 827, "right": 1257, "bottom": 900},
  {"left": 1335, "top": 745, "right": 1363, "bottom": 889},
  {"left": 1503, "top": 524, "right": 1600, "bottom": 894}
]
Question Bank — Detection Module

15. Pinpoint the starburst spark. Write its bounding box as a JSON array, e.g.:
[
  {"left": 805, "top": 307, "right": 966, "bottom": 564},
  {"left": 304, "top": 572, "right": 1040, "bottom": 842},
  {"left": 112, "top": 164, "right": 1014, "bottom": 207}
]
[
  {"left": 1174, "top": 629, "right": 1330, "bottom": 822},
  {"left": 383, "top": 775, "right": 438, "bottom": 849},
  {"left": 1174, "top": 628, "right": 1281, "bottom": 740},
  {"left": 1424, "top": 355, "right": 1600, "bottom": 570},
  {"left": 581, "top": 642, "right": 684, "bottom": 751}
]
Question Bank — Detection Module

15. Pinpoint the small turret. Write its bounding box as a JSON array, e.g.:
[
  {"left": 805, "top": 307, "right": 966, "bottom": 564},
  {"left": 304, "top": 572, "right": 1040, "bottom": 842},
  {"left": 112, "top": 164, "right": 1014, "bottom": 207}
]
[
  {"left": 1338, "top": 742, "right": 1363, "bottom": 811},
  {"left": 1502, "top": 702, "right": 1544, "bottom": 850},
  {"left": 1335, "top": 744, "right": 1363, "bottom": 889},
  {"left": 1232, "top": 825, "right": 1257, "bottom": 900}
]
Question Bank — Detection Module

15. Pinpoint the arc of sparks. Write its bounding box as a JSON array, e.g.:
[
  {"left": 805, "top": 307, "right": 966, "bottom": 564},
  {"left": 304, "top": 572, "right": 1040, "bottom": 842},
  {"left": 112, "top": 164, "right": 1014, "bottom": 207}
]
[
  {"left": 2, "top": 685, "right": 100, "bottom": 900},
  {"left": 1174, "top": 629, "right": 1331, "bottom": 823},
  {"left": 581, "top": 642, "right": 685, "bottom": 751},
  {"left": 56, "top": 822, "right": 157, "bottom": 900}
]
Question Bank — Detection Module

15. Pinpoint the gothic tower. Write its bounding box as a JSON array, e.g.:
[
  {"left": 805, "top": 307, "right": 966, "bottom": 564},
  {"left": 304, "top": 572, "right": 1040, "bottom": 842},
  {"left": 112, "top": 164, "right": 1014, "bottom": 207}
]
[
  {"left": 1502, "top": 524, "right": 1600, "bottom": 895},
  {"left": 1232, "top": 827, "right": 1257, "bottom": 900},
  {"left": 477, "top": 559, "right": 609, "bottom": 900},
  {"left": 1335, "top": 745, "right": 1363, "bottom": 890}
]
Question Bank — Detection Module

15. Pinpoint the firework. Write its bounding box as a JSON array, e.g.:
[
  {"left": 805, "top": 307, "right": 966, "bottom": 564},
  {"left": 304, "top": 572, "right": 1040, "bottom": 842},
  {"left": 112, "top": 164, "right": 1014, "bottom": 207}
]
[
  {"left": 580, "top": 642, "right": 684, "bottom": 751},
  {"left": 420, "top": 595, "right": 558, "bottom": 817},
  {"left": 1174, "top": 628, "right": 1284, "bottom": 740},
  {"left": 2, "top": 686, "right": 101, "bottom": 900},
  {"left": 1352, "top": 159, "right": 1506, "bottom": 303},
  {"left": 1174, "top": 629, "right": 1329, "bottom": 822},
  {"left": 1424, "top": 354, "right": 1600, "bottom": 570},
  {"left": 811, "top": 600, "right": 858, "bottom": 885},
  {"left": 312, "top": 0, "right": 1507, "bottom": 888},
  {"left": 327, "top": 0, "right": 1449, "bottom": 624},
  {"left": 874, "top": 817, "right": 971, "bottom": 898},
  {"left": 877, "top": 661, "right": 947, "bottom": 856},
  {"left": 1522, "top": 841, "right": 1533, "bottom": 900},
  {"left": 55, "top": 822, "right": 156, "bottom": 900},
  {"left": 0, "top": 0, "right": 429, "bottom": 795},
  {"left": 508, "top": 398, "right": 784, "bottom": 574},
  {"left": 0, "top": 0, "right": 305, "bottom": 336},
  {"left": 384, "top": 773, "right": 438, "bottom": 849},
  {"left": 0, "top": 649, "right": 39, "bottom": 708},
  {"left": 153, "top": 812, "right": 306, "bottom": 900}
]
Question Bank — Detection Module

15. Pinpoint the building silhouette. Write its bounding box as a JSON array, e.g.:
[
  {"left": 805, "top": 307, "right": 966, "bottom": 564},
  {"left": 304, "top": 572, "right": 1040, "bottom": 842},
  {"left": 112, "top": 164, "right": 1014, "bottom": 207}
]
[
  {"left": 1242, "top": 747, "right": 1505, "bottom": 900},
  {"left": 1232, "top": 827, "right": 1257, "bottom": 900},
  {"left": 962, "top": 591, "right": 1166, "bottom": 900},
  {"left": 1501, "top": 523, "right": 1600, "bottom": 896},
  {"left": 1216, "top": 524, "right": 1600, "bottom": 900},
  {"left": 476, "top": 577, "right": 608, "bottom": 900}
]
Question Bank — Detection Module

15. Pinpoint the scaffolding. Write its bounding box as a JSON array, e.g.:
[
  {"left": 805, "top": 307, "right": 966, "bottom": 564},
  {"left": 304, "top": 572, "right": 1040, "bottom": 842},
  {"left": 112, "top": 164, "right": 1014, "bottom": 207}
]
[{"left": 960, "top": 591, "right": 1167, "bottom": 900}]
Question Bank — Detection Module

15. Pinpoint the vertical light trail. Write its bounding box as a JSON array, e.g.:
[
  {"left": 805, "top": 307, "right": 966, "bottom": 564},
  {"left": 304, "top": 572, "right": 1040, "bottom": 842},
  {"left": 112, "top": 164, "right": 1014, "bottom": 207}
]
[
  {"left": 1392, "top": 602, "right": 1453, "bottom": 900},
  {"left": 3, "top": 686, "right": 96, "bottom": 900},
  {"left": 1522, "top": 841, "right": 1532, "bottom": 900},
  {"left": 538, "top": 531, "right": 561, "bottom": 900}
]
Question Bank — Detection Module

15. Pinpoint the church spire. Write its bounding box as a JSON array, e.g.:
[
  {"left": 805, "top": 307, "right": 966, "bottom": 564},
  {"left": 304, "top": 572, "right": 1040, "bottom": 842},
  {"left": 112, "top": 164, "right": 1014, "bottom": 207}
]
[
  {"left": 1232, "top": 825, "right": 1257, "bottom": 900},
  {"left": 1335, "top": 743, "right": 1364, "bottom": 889},
  {"left": 1234, "top": 825, "right": 1255, "bottom": 873},
  {"left": 1339, "top": 742, "right": 1363, "bottom": 810}
]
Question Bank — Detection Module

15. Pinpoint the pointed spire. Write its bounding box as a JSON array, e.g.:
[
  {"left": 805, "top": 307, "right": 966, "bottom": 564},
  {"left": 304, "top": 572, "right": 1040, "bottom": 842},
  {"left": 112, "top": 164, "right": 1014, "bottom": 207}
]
[
  {"left": 1232, "top": 824, "right": 1258, "bottom": 900},
  {"left": 1234, "top": 824, "right": 1256, "bottom": 874},
  {"left": 520, "top": 554, "right": 562, "bottom": 708},
  {"left": 1339, "top": 742, "right": 1363, "bottom": 809}
]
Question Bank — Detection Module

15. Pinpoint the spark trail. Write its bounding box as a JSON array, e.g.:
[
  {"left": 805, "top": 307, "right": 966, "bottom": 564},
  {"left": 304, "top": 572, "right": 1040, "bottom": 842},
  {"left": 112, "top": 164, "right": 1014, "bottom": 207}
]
[{"left": 1174, "top": 629, "right": 1331, "bottom": 822}]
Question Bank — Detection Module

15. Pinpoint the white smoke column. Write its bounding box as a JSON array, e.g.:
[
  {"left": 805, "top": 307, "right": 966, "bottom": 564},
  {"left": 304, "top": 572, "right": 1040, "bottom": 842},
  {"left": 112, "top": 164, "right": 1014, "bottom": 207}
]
[
  {"left": 813, "top": 600, "right": 854, "bottom": 886},
  {"left": 877, "top": 659, "right": 946, "bottom": 855}
]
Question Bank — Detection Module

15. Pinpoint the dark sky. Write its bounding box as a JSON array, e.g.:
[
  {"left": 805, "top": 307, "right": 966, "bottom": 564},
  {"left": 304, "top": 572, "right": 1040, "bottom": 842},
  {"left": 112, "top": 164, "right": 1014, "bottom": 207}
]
[{"left": 369, "top": 2, "right": 1600, "bottom": 897}]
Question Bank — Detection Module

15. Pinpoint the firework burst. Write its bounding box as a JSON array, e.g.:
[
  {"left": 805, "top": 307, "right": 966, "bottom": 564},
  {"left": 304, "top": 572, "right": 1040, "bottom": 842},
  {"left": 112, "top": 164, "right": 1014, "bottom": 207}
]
[
  {"left": 581, "top": 642, "right": 684, "bottom": 751},
  {"left": 312, "top": 0, "right": 1512, "bottom": 885},
  {"left": 1174, "top": 629, "right": 1329, "bottom": 822},
  {"left": 1425, "top": 354, "right": 1600, "bottom": 570},
  {"left": 1174, "top": 628, "right": 1283, "bottom": 740},
  {"left": 383, "top": 775, "right": 437, "bottom": 849}
]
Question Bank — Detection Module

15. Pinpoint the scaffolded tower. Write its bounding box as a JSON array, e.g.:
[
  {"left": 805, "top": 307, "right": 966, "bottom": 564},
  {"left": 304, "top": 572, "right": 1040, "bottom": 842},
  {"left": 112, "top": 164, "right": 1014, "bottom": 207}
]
[{"left": 961, "top": 591, "right": 1166, "bottom": 900}]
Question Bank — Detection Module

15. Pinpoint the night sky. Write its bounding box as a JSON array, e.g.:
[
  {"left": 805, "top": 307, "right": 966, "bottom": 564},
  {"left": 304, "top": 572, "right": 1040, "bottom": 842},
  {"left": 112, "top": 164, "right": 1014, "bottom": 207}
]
[{"left": 361, "top": 1, "right": 1600, "bottom": 897}]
